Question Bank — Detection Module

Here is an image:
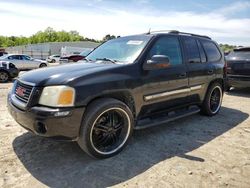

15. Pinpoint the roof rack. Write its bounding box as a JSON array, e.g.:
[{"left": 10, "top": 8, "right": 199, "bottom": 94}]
[{"left": 148, "top": 30, "right": 211, "bottom": 40}]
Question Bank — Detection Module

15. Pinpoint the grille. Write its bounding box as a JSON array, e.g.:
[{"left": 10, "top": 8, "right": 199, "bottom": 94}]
[{"left": 15, "top": 81, "right": 33, "bottom": 104}]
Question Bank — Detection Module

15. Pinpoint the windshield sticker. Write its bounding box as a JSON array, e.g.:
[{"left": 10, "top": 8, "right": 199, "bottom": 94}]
[{"left": 127, "top": 40, "right": 143, "bottom": 45}]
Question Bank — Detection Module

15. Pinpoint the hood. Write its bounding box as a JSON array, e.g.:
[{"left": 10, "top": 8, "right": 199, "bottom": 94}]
[{"left": 18, "top": 62, "right": 119, "bottom": 86}]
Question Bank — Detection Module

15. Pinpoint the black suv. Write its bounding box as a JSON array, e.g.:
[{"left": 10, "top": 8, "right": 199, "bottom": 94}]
[
  {"left": 8, "top": 31, "right": 226, "bottom": 158},
  {"left": 226, "top": 47, "right": 250, "bottom": 90}
]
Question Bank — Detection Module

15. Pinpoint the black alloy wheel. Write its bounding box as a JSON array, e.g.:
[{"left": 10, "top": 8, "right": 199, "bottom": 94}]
[
  {"left": 0, "top": 71, "right": 9, "bottom": 83},
  {"left": 90, "top": 108, "right": 130, "bottom": 155},
  {"left": 201, "top": 82, "right": 223, "bottom": 116},
  {"left": 77, "top": 98, "right": 134, "bottom": 158},
  {"left": 209, "top": 86, "right": 222, "bottom": 114}
]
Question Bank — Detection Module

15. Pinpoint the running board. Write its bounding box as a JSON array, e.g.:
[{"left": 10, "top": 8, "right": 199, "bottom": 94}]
[{"left": 135, "top": 106, "right": 200, "bottom": 130}]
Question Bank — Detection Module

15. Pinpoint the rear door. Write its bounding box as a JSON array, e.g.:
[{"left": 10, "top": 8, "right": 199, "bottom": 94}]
[
  {"left": 182, "top": 37, "right": 216, "bottom": 104},
  {"left": 7, "top": 55, "right": 23, "bottom": 69},
  {"left": 141, "top": 35, "right": 189, "bottom": 116}
]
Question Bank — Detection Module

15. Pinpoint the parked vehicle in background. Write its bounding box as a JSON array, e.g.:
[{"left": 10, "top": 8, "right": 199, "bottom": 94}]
[
  {"left": 47, "top": 54, "right": 61, "bottom": 63},
  {"left": 0, "top": 61, "right": 19, "bottom": 83},
  {"left": 59, "top": 49, "right": 92, "bottom": 64},
  {"left": 226, "top": 47, "right": 250, "bottom": 90},
  {"left": 0, "top": 54, "right": 48, "bottom": 70},
  {"left": 8, "top": 31, "right": 226, "bottom": 158},
  {"left": 61, "top": 46, "right": 92, "bottom": 57},
  {"left": 0, "top": 51, "right": 8, "bottom": 57}
]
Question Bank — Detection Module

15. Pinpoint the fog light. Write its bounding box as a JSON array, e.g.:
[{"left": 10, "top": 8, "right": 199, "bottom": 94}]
[{"left": 54, "top": 111, "right": 70, "bottom": 117}]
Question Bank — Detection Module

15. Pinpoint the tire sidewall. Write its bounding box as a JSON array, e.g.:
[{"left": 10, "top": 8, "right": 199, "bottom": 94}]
[
  {"left": 40, "top": 63, "right": 47, "bottom": 68},
  {"left": 78, "top": 98, "right": 134, "bottom": 158},
  {"left": 202, "top": 83, "right": 223, "bottom": 116}
]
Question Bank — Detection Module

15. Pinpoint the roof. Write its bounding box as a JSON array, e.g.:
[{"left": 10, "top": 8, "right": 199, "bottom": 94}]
[
  {"left": 146, "top": 30, "right": 211, "bottom": 40},
  {"left": 234, "top": 47, "right": 250, "bottom": 51}
]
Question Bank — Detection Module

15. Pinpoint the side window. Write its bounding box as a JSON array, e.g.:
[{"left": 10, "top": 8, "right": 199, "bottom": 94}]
[
  {"left": 201, "top": 40, "right": 221, "bottom": 62},
  {"left": 183, "top": 37, "right": 201, "bottom": 63},
  {"left": 147, "top": 36, "right": 182, "bottom": 65},
  {"left": 8, "top": 55, "right": 19, "bottom": 60},
  {"left": 22, "top": 55, "right": 31, "bottom": 60},
  {"left": 197, "top": 40, "right": 207, "bottom": 63}
]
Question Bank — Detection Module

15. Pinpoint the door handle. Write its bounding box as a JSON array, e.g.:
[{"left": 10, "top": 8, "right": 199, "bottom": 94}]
[
  {"left": 208, "top": 70, "right": 214, "bottom": 74},
  {"left": 178, "top": 73, "right": 187, "bottom": 78}
]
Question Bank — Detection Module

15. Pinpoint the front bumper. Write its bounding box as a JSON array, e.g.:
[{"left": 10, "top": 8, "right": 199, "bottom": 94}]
[
  {"left": 227, "top": 75, "right": 250, "bottom": 88},
  {"left": 8, "top": 94, "right": 85, "bottom": 140}
]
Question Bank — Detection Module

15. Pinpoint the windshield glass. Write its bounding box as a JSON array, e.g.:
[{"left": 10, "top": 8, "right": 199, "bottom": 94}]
[
  {"left": 227, "top": 51, "right": 250, "bottom": 60},
  {"left": 0, "top": 55, "right": 8, "bottom": 59},
  {"left": 80, "top": 49, "right": 92, "bottom": 56},
  {"left": 86, "top": 35, "right": 152, "bottom": 64}
]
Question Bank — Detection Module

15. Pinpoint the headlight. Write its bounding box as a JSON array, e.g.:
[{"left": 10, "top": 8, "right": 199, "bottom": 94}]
[{"left": 39, "top": 86, "right": 75, "bottom": 107}]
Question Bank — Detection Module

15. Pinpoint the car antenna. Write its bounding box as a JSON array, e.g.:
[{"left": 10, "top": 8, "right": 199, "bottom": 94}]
[{"left": 147, "top": 28, "right": 151, "bottom": 34}]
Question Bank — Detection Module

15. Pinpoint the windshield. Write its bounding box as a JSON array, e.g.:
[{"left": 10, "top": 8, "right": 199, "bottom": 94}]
[
  {"left": 227, "top": 51, "right": 250, "bottom": 60},
  {"left": 0, "top": 55, "right": 8, "bottom": 59},
  {"left": 80, "top": 49, "right": 92, "bottom": 56},
  {"left": 86, "top": 35, "right": 152, "bottom": 64}
]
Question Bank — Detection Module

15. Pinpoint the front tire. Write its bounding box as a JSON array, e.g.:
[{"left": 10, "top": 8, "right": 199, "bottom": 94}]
[
  {"left": 201, "top": 82, "right": 223, "bottom": 116},
  {"left": 77, "top": 98, "right": 134, "bottom": 158}
]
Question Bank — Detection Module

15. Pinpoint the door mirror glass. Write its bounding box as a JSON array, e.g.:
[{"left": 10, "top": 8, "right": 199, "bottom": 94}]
[{"left": 144, "top": 55, "right": 170, "bottom": 70}]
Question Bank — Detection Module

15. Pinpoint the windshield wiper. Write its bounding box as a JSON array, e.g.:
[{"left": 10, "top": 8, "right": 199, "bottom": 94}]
[{"left": 96, "top": 58, "right": 117, "bottom": 64}]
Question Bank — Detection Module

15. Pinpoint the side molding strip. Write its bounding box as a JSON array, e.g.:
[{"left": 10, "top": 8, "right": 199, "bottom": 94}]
[{"left": 144, "top": 85, "right": 203, "bottom": 102}]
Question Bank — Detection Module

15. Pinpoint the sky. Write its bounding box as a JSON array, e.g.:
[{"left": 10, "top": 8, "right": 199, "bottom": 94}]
[{"left": 0, "top": 0, "right": 250, "bottom": 46}]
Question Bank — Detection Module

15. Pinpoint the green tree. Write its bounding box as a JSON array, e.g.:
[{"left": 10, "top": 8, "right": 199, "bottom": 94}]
[
  {"left": 0, "top": 27, "right": 100, "bottom": 47},
  {"left": 102, "top": 34, "right": 116, "bottom": 42}
]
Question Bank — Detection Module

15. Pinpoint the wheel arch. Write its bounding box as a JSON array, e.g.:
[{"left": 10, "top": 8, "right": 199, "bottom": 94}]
[
  {"left": 208, "top": 78, "right": 225, "bottom": 92},
  {"left": 85, "top": 91, "right": 137, "bottom": 119}
]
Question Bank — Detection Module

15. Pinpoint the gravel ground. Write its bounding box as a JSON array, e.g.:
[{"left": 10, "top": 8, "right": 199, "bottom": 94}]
[{"left": 0, "top": 82, "right": 250, "bottom": 188}]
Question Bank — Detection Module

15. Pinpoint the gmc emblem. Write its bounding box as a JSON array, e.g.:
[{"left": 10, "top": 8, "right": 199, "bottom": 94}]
[{"left": 16, "top": 87, "right": 26, "bottom": 97}]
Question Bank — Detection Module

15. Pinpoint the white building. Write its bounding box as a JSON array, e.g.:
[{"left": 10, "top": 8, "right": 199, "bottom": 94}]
[{"left": 6, "top": 41, "right": 100, "bottom": 59}]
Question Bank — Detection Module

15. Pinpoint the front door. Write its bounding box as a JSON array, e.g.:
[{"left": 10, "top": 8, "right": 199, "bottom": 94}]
[{"left": 140, "top": 35, "right": 189, "bottom": 117}]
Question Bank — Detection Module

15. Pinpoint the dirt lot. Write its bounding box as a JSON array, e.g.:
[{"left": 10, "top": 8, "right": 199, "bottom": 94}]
[{"left": 0, "top": 82, "right": 250, "bottom": 188}]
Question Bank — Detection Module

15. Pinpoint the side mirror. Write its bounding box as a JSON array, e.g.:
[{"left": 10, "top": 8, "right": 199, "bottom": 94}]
[{"left": 143, "top": 55, "right": 171, "bottom": 70}]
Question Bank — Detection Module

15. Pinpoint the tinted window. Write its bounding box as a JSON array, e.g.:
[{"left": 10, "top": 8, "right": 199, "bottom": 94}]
[
  {"left": 183, "top": 38, "right": 201, "bottom": 63},
  {"left": 227, "top": 51, "right": 250, "bottom": 60},
  {"left": 8, "top": 55, "right": 20, "bottom": 60},
  {"left": 22, "top": 55, "right": 31, "bottom": 60},
  {"left": 197, "top": 40, "right": 207, "bottom": 63},
  {"left": 147, "top": 36, "right": 182, "bottom": 65},
  {"left": 201, "top": 41, "right": 221, "bottom": 62}
]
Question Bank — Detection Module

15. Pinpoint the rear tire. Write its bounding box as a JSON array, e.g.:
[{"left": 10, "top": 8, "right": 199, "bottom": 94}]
[
  {"left": 39, "top": 63, "right": 47, "bottom": 68},
  {"left": 77, "top": 98, "right": 134, "bottom": 159},
  {"left": 201, "top": 82, "right": 223, "bottom": 116},
  {"left": 0, "top": 71, "right": 9, "bottom": 83}
]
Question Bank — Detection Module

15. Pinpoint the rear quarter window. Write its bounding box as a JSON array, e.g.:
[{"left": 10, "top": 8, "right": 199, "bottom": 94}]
[{"left": 201, "top": 41, "right": 222, "bottom": 62}]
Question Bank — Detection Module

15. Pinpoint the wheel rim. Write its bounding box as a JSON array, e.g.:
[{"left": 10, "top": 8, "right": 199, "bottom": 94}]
[
  {"left": 209, "top": 86, "right": 222, "bottom": 114},
  {"left": 90, "top": 108, "right": 131, "bottom": 155},
  {"left": 40, "top": 64, "right": 46, "bottom": 67},
  {"left": 0, "top": 72, "right": 8, "bottom": 82}
]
